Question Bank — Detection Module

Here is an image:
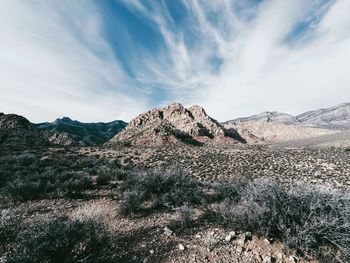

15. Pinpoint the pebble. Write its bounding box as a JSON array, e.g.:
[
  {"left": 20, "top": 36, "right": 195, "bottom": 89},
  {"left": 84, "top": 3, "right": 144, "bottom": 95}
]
[{"left": 179, "top": 244, "right": 185, "bottom": 251}]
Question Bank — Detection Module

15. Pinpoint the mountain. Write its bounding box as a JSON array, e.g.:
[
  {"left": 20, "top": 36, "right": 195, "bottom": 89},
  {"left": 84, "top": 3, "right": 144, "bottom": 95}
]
[
  {"left": 296, "top": 102, "right": 350, "bottom": 130},
  {"left": 227, "top": 103, "right": 350, "bottom": 130},
  {"left": 224, "top": 121, "right": 335, "bottom": 144},
  {"left": 222, "top": 104, "right": 350, "bottom": 143},
  {"left": 230, "top": 111, "right": 298, "bottom": 124},
  {"left": 35, "top": 117, "right": 127, "bottom": 146},
  {"left": 108, "top": 103, "right": 245, "bottom": 146},
  {"left": 0, "top": 113, "right": 47, "bottom": 146}
]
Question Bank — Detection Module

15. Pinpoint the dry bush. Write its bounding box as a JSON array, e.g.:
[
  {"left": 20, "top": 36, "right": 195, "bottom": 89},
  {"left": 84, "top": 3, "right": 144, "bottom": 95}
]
[
  {"left": 5, "top": 216, "right": 118, "bottom": 263},
  {"left": 210, "top": 179, "right": 350, "bottom": 262},
  {"left": 119, "top": 169, "right": 205, "bottom": 215}
]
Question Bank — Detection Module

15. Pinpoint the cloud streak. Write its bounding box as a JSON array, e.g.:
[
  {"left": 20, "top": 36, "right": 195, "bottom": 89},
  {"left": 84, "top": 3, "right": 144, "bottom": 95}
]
[{"left": 119, "top": 0, "right": 350, "bottom": 120}]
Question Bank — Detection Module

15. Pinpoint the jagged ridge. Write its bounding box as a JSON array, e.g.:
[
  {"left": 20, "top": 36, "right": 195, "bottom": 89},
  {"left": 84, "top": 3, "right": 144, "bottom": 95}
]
[{"left": 109, "top": 103, "right": 245, "bottom": 146}]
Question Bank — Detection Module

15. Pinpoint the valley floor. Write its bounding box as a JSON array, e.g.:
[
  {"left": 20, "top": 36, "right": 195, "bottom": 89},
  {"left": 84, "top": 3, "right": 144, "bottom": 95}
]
[
  {"left": 80, "top": 144, "right": 350, "bottom": 189},
  {"left": 1, "top": 144, "right": 349, "bottom": 262}
]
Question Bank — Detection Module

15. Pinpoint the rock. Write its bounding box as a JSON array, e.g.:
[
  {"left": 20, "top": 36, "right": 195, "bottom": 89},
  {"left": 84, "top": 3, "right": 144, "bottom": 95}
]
[
  {"left": 244, "top": 232, "right": 252, "bottom": 240},
  {"left": 236, "top": 232, "right": 251, "bottom": 246},
  {"left": 263, "top": 237, "right": 274, "bottom": 244},
  {"left": 275, "top": 252, "right": 283, "bottom": 261},
  {"left": 206, "top": 235, "right": 219, "bottom": 251},
  {"left": 229, "top": 231, "right": 236, "bottom": 236},
  {"left": 163, "top": 227, "right": 173, "bottom": 236},
  {"left": 178, "top": 244, "right": 185, "bottom": 251},
  {"left": 149, "top": 249, "right": 154, "bottom": 255},
  {"left": 262, "top": 254, "right": 272, "bottom": 263},
  {"left": 236, "top": 245, "right": 244, "bottom": 254},
  {"left": 108, "top": 103, "right": 245, "bottom": 146},
  {"left": 224, "top": 231, "right": 237, "bottom": 242},
  {"left": 288, "top": 256, "right": 299, "bottom": 263},
  {"left": 225, "top": 234, "right": 232, "bottom": 242}
]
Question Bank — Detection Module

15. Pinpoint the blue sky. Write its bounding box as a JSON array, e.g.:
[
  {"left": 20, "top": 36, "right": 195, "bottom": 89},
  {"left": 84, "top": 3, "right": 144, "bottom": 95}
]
[{"left": 1, "top": 0, "right": 350, "bottom": 122}]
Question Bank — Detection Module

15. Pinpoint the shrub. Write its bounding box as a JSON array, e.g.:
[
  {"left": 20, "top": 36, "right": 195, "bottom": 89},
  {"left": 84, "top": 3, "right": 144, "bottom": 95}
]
[
  {"left": 120, "top": 190, "right": 146, "bottom": 215},
  {"left": 119, "top": 169, "right": 204, "bottom": 215},
  {"left": 169, "top": 205, "right": 194, "bottom": 234},
  {"left": 7, "top": 216, "right": 117, "bottom": 263},
  {"left": 2, "top": 177, "right": 45, "bottom": 201},
  {"left": 0, "top": 209, "right": 21, "bottom": 254},
  {"left": 60, "top": 173, "right": 94, "bottom": 194},
  {"left": 96, "top": 172, "right": 110, "bottom": 186},
  {"left": 211, "top": 179, "right": 350, "bottom": 261}
]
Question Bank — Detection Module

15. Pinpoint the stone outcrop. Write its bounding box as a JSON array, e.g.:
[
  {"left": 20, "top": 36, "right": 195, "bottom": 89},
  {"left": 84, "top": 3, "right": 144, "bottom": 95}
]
[
  {"left": 108, "top": 103, "right": 245, "bottom": 146},
  {"left": 0, "top": 113, "right": 47, "bottom": 146}
]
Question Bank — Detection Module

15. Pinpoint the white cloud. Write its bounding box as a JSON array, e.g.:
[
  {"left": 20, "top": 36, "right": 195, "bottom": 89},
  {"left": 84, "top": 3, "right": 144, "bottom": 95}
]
[
  {"left": 0, "top": 0, "right": 148, "bottom": 122},
  {"left": 1, "top": 0, "right": 349, "bottom": 122},
  {"left": 120, "top": 0, "right": 350, "bottom": 121}
]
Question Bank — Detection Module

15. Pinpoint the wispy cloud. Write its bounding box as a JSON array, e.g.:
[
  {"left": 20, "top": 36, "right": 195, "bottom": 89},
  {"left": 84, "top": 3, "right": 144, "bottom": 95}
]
[
  {"left": 1, "top": 0, "right": 349, "bottom": 122},
  {"left": 0, "top": 0, "right": 148, "bottom": 122},
  {"left": 119, "top": 0, "right": 350, "bottom": 120}
]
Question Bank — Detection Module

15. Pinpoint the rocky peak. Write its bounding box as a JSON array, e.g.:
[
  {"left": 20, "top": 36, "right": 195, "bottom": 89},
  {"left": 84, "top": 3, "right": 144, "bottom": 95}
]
[{"left": 109, "top": 103, "right": 245, "bottom": 146}]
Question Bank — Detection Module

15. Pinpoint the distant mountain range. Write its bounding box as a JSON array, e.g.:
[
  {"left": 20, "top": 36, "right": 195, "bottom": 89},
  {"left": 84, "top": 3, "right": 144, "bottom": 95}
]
[
  {"left": 227, "top": 102, "right": 350, "bottom": 130},
  {"left": 35, "top": 117, "right": 127, "bottom": 146},
  {"left": 1, "top": 102, "right": 350, "bottom": 147},
  {"left": 296, "top": 102, "right": 350, "bottom": 129}
]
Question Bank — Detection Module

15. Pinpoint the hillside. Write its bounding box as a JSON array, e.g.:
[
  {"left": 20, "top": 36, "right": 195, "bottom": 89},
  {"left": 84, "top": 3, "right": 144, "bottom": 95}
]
[
  {"left": 35, "top": 117, "right": 127, "bottom": 146},
  {"left": 0, "top": 113, "right": 47, "bottom": 146},
  {"left": 296, "top": 102, "right": 350, "bottom": 129}
]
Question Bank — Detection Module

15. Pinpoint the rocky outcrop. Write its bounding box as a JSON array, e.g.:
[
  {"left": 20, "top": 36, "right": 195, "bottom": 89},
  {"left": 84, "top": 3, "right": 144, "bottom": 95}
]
[
  {"left": 35, "top": 117, "right": 127, "bottom": 146},
  {"left": 108, "top": 103, "right": 245, "bottom": 146},
  {"left": 0, "top": 113, "right": 47, "bottom": 146}
]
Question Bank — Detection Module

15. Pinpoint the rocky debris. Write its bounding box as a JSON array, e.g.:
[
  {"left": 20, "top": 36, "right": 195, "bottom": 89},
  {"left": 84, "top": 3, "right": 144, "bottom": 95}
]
[
  {"left": 108, "top": 103, "right": 245, "bottom": 146},
  {"left": 35, "top": 117, "right": 127, "bottom": 146},
  {"left": 0, "top": 113, "right": 47, "bottom": 146},
  {"left": 43, "top": 131, "right": 78, "bottom": 146}
]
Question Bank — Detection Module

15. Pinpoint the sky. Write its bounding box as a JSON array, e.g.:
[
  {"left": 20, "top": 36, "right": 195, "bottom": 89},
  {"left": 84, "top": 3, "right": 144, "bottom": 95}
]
[{"left": 1, "top": 0, "right": 350, "bottom": 123}]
